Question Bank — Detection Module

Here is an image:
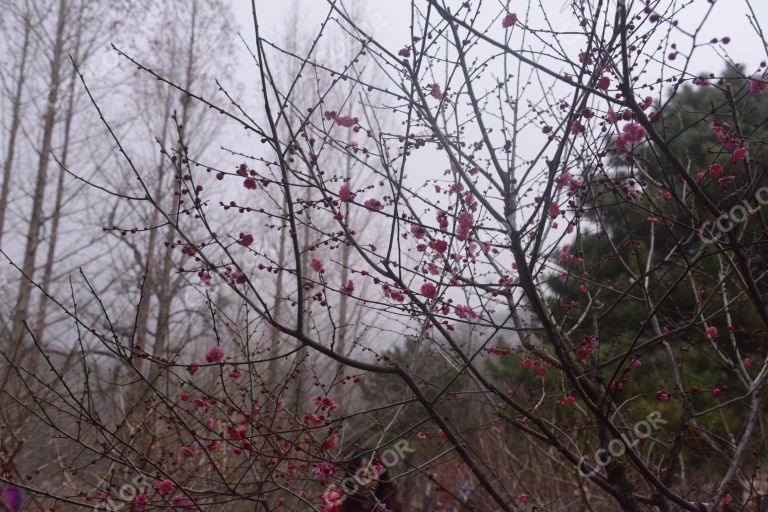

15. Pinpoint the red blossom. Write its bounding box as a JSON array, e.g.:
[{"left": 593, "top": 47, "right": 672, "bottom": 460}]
[
  {"left": 708, "top": 163, "right": 724, "bottom": 177},
  {"left": 486, "top": 344, "right": 510, "bottom": 356},
  {"left": 238, "top": 233, "right": 254, "bottom": 246}
]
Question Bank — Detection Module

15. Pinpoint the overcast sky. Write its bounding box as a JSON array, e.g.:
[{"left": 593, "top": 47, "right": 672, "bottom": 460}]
[{"left": 230, "top": 0, "right": 768, "bottom": 74}]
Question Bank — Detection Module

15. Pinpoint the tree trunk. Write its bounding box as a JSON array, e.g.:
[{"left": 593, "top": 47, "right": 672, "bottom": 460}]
[
  {"left": 0, "top": 11, "right": 31, "bottom": 249},
  {"left": 32, "top": 17, "right": 83, "bottom": 345},
  {"left": 7, "top": 0, "right": 67, "bottom": 368}
]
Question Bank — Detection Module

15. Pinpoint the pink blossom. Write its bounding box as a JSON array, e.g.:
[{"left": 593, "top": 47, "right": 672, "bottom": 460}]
[
  {"left": 709, "top": 163, "right": 724, "bottom": 177},
  {"left": 621, "top": 122, "right": 646, "bottom": 145},
  {"left": 390, "top": 291, "right": 405, "bottom": 302},
  {"left": 334, "top": 115, "right": 357, "bottom": 128},
  {"left": 455, "top": 304, "right": 477, "bottom": 319},
  {"left": 420, "top": 282, "right": 437, "bottom": 299},
  {"left": 322, "top": 490, "right": 345, "bottom": 511},
  {"left": 429, "top": 239, "right": 448, "bottom": 253},
  {"left": 410, "top": 224, "right": 427, "bottom": 239},
  {"left": 311, "top": 258, "right": 324, "bottom": 272},
  {"left": 415, "top": 431, "right": 427, "bottom": 441},
  {"left": 243, "top": 178, "right": 258, "bottom": 190},
  {"left": 706, "top": 326, "right": 718, "bottom": 338},
  {"left": 206, "top": 346, "right": 225, "bottom": 363},
  {"left": 709, "top": 120, "right": 742, "bottom": 150},
  {"left": 187, "top": 362, "right": 199, "bottom": 375},
  {"left": 749, "top": 78, "right": 766, "bottom": 96},
  {"left": 502, "top": 12, "right": 517, "bottom": 28},
  {"left": 363, "top": 198, "right": 383, "bottom": 211},
  {"left": 305, "top": 414, "right": 325, "bottom": 426},
  {"left": 227, "top": 425, "right": 248, "bottom": 440},
  {"left": 692, "top": 78, "right": 710, "bottom": 88},
  {"left": 133, "top": 493, "right": 149, "bottom": 510},
  {"left": 340, "top": 280, "right": 355, "bottom": 296},
  {"left": 314, "top": 395, "right": 340, "bottom": 412},
  {"left": 570, "top": 120, "right": 585, "bottom": 134},
  {"left": 313, "top": 462, "right": 336, "bottom": 484},
  {"left": 339, "top": 182, "right": 354, "bottom": 202},
  {"left": 490, "top": 425, "right": 502, "bottom": 435},
  {"left": 323, "top": 432, "right": 339, "bottom": 451},
  {"left": 718, "top": 176, "right": 736, "bottom": 187},
  {"left": 597, "top": 76, "right": 611, "bottom": 91},
  {"left": 641, "top": 96, "right": 654, "bottom": 109},
  {"left": 730, "top": 147, "right": 747, "bottom": 163},
  {"left": 578, "top": 335, "right": 598, "bottom": 360},
  {"left": 430, "top": 83, "right": 443, "bottom": 100},
  {"left": 456, "top": 212, "right": 474, "bottom": 241},
  {"left": 157, "top": 479, "right": 174, "bottom": 495}
]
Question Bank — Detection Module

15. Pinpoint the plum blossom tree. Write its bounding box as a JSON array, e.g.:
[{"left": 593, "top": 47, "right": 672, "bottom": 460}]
[{"left": 3, "top": 1, "right": 768, "bottom": 512}]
